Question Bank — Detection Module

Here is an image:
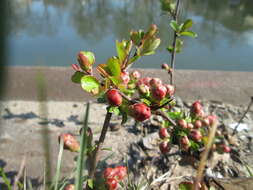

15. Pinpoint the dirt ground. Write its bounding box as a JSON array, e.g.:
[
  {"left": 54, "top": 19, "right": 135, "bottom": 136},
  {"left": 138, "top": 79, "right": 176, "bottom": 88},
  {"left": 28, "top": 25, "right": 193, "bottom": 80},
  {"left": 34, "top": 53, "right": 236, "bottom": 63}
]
[{"left": 0, "top": 100, "right": 253, "bottom": 189}]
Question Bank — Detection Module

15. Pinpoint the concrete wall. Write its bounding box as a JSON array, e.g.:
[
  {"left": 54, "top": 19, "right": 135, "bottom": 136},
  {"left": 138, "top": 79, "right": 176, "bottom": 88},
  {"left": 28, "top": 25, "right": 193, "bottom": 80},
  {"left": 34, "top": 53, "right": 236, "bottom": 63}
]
[{"left": 3, "top": 66, "right": 253, "bottom": 105}]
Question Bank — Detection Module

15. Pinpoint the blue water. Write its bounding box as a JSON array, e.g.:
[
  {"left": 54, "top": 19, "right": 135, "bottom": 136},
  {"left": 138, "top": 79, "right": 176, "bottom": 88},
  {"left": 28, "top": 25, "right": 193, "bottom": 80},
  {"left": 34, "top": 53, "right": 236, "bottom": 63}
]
[{"left": 7, "top": 0, "right": 253, "bottom": 71}]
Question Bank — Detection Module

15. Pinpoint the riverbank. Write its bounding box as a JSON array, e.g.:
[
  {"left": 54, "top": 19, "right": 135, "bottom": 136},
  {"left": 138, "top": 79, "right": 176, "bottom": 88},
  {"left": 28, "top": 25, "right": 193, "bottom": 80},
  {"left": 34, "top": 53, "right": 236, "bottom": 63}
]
[{"left": 3, "top": 66, "right": 253, "bottom": 105}]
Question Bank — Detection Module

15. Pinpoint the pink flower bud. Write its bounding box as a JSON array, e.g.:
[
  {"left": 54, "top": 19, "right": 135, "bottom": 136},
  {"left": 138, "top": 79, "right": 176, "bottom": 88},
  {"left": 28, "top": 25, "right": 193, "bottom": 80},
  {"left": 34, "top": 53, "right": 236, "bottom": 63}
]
[
  {"left": 194, "top": 120, "right": 202, "bottom": 129},
  {"left": 149, "top": 78, "right": 162, "bottom": 87},
  {"left": 164, "top": 84, "right": 175, "bottom": 96},
  {"left": 59, "top": 133, "right": 80, "bottom": 152},
  {"left": 178, "top": 119, "right": 188, "bottom": 129},
  {"left": 187, "top": 123, "right": 194, "bottom": 129},
  {"left": 121, "top": 71, "right": 130, "bottom": 85},
  {"left": 130, "top": 70, "right": 141, "bottom": 80},
  {"left": 151, "top": 85, "right": 167, "bottom": 101},
  {"left": 190, "top": 130, "right": 202, "bottom": 142},
  {"left": 161, "top": 63, "right": 169, "bottom": 70},
  {"left": 137, "top": 77, "right": 152, "bottom": 86},
  {"left": 159, "top": 128, "right": 169, "bottom": 139}
]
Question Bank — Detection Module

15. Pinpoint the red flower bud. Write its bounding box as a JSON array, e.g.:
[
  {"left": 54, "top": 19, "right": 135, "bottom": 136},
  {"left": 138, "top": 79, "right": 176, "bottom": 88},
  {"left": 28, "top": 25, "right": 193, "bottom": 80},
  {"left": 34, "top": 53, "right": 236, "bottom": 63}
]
[
  {"left": 106, "top": 178, "right": 118, "bottom": 190},
  {"left": 130, "top": 70, "right": 141, "bottom": 80},
  {"left": 178, "top": 119, "right": 188, "bottom": 129},
  {"left": 159, "top": 128, "right": 169, "bottom": 139},
  {"left": 164, "top": 84, "right": 175, "bottom": 96},
  {"left": 59, "top": 133, "right": 80, "bottom": 152},
  {"left": 104, "top": 168, "right": 116, "bottom": 179},
  {"left": 106, "top": 89, "right": 122, "bottom": 106},
  {"left": 129, "top": 103, "right": 151, "bottom": 121},
  {"left": 151, "top": 85, "right": 167, "bottom": 101},
  {"left": 159, "top": 141, "right": 170, "bottom": 154},
  {"left": 121, "top": 71, "right": 130, "bottom": 85},
  {"left": 218, "top": 144, "right": 231, "bottom": 153},
  {"left": 161, "top": 63, "right": 170, "bottom": 70},
  {"left": 194, "top": 120, "right": 202, "bottom": 129},
  {"left": 149, "top": 78, "right": 162, "bottom": 87},
  {"left": 64, "top": 184, "right": 74, "bottom": 190},
  {"left": 180, "top": 136, "right": 190, "bottom": 151},
  {"left": 77, "top": 51, "right": 95, "bottom": 74},
  {"left": 114, "top": 166, "right": 127, "bottom": 181},
  {"left": 190, "top": 130, "right": 202, "bottom": 142}
]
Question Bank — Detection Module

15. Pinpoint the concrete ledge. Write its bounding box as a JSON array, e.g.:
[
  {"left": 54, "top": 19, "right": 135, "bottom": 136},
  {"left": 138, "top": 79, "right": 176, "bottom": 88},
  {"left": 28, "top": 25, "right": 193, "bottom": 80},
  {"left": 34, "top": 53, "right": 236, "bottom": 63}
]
[{"left": 3, "top": 66, "right": 253, "bottom": 105}]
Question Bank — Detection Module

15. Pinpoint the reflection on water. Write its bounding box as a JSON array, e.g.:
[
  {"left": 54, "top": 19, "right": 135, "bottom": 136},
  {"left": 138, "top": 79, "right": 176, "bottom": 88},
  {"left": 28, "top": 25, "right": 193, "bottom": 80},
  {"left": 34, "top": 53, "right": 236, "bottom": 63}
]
[{"left": 7, "top": 0, "right": 253, "bottom": 71}]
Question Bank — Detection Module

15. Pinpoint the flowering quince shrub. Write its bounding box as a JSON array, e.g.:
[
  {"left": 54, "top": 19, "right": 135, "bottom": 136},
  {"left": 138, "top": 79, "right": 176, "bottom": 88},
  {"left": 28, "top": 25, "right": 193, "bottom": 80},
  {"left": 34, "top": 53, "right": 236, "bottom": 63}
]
[{"left": 64, "top": 21, "right": 231, "bottom": 189}]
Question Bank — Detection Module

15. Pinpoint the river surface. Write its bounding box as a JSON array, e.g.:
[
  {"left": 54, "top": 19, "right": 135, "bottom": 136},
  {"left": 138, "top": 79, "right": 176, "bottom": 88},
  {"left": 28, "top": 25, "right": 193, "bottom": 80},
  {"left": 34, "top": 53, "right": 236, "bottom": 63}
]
[{"left": 7, "top": 0, "right": 253, "bottom": 71}]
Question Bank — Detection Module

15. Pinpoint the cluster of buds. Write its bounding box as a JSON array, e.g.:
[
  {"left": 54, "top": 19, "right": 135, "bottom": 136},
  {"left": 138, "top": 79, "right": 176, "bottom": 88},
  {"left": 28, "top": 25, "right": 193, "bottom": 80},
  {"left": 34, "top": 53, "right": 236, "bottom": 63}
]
[
  {"left": 137, "top": 77, "right": 175, "bottom": 99},
  {"left": 103, "top": 166, "right": 127, "bottom": 190}
]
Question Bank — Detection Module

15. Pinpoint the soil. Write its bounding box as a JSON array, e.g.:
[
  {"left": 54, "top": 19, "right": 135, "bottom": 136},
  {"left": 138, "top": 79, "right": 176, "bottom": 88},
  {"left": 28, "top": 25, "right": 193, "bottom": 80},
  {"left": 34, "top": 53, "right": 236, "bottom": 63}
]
[{"left": 0, "top": 99, "right": 253, "bottom": 189}]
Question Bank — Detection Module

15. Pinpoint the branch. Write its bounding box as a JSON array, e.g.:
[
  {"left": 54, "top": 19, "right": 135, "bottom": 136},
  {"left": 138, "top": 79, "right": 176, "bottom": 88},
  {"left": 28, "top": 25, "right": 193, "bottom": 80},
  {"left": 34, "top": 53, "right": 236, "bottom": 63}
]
[
  {"left": 170, "top": 0, "right": 180, "bottom": 85},
  {"left": 232, "top": 96, "right": 253, "bottom": 136},
  {"left": 88, "top": 111, "right": 112, "bottom": 179},
  {"left": 153, "top": 110, "right": 177, "bottom": 127}
]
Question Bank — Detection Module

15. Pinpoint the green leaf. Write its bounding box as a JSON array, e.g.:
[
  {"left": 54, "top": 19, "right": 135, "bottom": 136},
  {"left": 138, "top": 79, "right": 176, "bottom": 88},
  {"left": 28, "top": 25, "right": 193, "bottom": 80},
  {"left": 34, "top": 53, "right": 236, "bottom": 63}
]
[
  {"left": 129, "top": 55, "right": 140, "bottom": 64},
  {"left": 87, "top": 179, "right": 93, "bottom": 189},
  {"left": 109, "top": 76, "right": 122, "bottom": 86},
  {"left": 181, "top": 19, "right": 193, "bottom": 31},
  {"left": 180, "top": 31, "right": 197, "bottom": 38},
  {"left": 107, "top": 106, "right": 120, "bottom": 115},
  {"left": 81, "top": 76, "right": 100, "bottom": 95},
  {"left": 179, "top": 182, "right": 193, "bottom": 190},
  {"left": 170, "top": 20, "right": 179, "bottom": 32},
  {"left": 74, "top": 103, "right": 90, "bottom": 190},
  {"left": 130, "top": 30, "right": 144, "bottom": 45},
  {"left": 166, "top": 45, "right": 173, "bottom": 53},
  {"left": 141, "top": 98, "right": 151, "bottom": 106},
  {"left": 71, "top": 71, "right": 85, "bottom": 83},
  {"left": 175, "top": 38, "right": 184, "bottom": 53},
  {"left": 101, "top": 147, "right": 113, "bottom": 151},
  {"left": 97, "top": 92, "right": 106, "bottom": 103},
  {"left": 168, "top": 111, "right": 182, "bottom": 120},
  {"left": 107, "top": 57, "right": 121, "bottom": 76},
  {"left": 116, "top": 40, "right": 127, "bottom": 64},
  {"left": 138, "top": 38, "right": 161, "bottom": 56},
  {"left": 189, "top": 140, "right": 200, "bottom": 151}
]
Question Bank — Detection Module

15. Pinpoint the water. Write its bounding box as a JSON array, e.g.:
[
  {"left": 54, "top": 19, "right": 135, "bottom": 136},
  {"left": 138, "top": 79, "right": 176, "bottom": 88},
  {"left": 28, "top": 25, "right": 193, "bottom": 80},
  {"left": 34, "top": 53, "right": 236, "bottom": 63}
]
[{"left": 7, "top": 0, "right": 253, "bottom": 71}]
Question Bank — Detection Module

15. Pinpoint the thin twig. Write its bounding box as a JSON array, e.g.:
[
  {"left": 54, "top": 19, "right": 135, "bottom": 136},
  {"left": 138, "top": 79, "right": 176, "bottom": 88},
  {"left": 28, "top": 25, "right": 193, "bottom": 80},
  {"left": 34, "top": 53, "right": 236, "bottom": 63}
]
[
  {"left": 170, "top": 0, "right": 180, "bottom": 85},
  {"left": 194, "top": 122, "right": 218, "bottom": 190},
  {"left": 232, "top": 96, "right": 253, "bottom": 135},
  {"left": 88, "top": 111, "right": 112, "bottom": 179},
  {"left": 153, "top": 110, "right": 177, "bottom": 127}
]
